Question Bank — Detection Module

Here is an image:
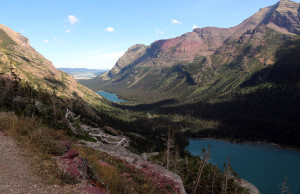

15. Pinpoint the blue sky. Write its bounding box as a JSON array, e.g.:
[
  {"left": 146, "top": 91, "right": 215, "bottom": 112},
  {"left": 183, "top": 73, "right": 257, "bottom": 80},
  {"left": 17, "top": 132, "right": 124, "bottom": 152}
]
[{"left": 1, "top": 0, "right": 298, "bottom": 69}]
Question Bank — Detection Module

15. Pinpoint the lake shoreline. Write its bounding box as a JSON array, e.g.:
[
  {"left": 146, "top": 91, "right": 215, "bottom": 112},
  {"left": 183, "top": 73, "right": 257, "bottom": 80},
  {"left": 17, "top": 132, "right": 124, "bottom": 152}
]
[
  {"left": 187, "top": 137, "right": 300, "bottom": 152},
  {"left": 96, "top": 90, "right": 129, "bottom": 103},
  {"left": 186, "top": 138, "right": 300, "bottom": 194}
]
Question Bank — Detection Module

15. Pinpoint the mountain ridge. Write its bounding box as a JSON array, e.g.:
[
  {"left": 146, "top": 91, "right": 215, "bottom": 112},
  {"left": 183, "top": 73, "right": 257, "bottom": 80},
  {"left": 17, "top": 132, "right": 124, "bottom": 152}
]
[
  {"left": 0, "top": 24, "right": 103, "bottom": 103},
  {"left": 81, "top": 0, "right": 300, "bottom": 102}
]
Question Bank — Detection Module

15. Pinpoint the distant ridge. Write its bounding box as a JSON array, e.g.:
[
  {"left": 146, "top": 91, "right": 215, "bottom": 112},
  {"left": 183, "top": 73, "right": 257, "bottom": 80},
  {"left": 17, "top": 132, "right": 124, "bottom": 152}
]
[{"left": 58, "top": 68, "right": 108, "bottom": 80}]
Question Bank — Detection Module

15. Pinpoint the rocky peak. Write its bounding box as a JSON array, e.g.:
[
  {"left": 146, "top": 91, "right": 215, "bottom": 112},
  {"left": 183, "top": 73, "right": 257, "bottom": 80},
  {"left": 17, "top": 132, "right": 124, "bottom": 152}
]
[
  {"left": 228, "top": 5, "right": 276, "bottom": 40},
  {"left": 276, "top": 0, "right": 299, "bottom": 15},
  {"left": 108, "top": 44, "right": 148, "bottom": 77},
  {"left": 0, "top": 24, "right": 98, "bottom": 100},
  {"left": 0, "top": 24, "right": 62, "bottom": 80},
  {"left": 266, "top": 0, "right": 300, "bottom": 34},
  {"left": 277, "top": 0, "right": 297, "bottom": 8},
  {"left": 127, "top": 44, "right": 148, "bottom": 52},
  {"left": 0, "top": 24, "right": 30, "bottom": 47}
]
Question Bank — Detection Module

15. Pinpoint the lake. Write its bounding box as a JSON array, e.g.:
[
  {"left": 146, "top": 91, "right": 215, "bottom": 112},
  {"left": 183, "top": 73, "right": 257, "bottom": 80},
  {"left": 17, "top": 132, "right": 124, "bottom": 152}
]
[
  {"left": 186, "top": 139, "right": 300, "bottom": 194},
  {"left": 96, "top": 91, "right": 127, "bottom": 102}
]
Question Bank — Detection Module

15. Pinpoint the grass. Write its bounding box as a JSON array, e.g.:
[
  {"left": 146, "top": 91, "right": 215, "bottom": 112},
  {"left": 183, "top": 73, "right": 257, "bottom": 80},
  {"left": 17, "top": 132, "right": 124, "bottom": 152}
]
[
  {"left": 74, "top": 145, "right": 159, "bottom": 194},
  {"left": 0, "top": 112, "right": 71, "bottom": 185},
  {"left": 0, "top": 112, "right": 168, "bottom": 193},
  {"left": 0, "top": 29, "right": 17, "bottom": 52}
]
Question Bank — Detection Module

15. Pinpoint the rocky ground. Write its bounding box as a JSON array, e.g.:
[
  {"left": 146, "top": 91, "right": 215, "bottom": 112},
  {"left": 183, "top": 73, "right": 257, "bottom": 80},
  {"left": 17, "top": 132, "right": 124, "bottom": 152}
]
[
  {"left": 0, "top": 131, "right": 88, "bottom": 194},
  {"left": 80, "top": 140, "right": 186, "bottom": 194}
]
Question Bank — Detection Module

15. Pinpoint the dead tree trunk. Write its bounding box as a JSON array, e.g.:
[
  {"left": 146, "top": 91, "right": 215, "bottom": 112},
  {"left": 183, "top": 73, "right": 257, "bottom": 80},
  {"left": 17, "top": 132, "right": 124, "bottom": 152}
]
[
  {"left": 223, "top": 157, "right": 231, "bottom": 194},
  {"left": 174, "top": 146, "right": 178, "bottom": 173},
  {"left": 211, "top": 165, "right": 217, "bottom": 194},
  {"left": 166, "top": 128, "right": 174, "bottom": 170},
  {"left": 166, "top": 128, "right": 170, "bottom": 170},
  {"left": 191, "top": 146, "right": 210, "bottom": 194},
  {"left": 185, "top": 155, "right": 189, "bottom": 177},
  {"left": 280, "top": 176, "right": 291, "bottom": 194}
]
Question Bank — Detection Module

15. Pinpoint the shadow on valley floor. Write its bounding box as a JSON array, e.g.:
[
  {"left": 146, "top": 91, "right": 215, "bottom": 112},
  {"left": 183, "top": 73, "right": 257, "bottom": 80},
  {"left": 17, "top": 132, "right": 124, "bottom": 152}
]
[
  {"left": 159, "top": 87, "right": 300, "bottom": 147},
  {"left": 115, "top": 98, "right": 177, "bottom": 112}
]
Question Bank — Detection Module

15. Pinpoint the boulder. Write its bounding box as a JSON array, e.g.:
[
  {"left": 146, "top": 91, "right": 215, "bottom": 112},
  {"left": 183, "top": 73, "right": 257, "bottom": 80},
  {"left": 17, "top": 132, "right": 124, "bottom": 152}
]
[
  {"left": 57, "top": 150, "right": 89, "bottom": 182},
  {"left": 78, "top": 185, "right": 107, "bottom": 194}
]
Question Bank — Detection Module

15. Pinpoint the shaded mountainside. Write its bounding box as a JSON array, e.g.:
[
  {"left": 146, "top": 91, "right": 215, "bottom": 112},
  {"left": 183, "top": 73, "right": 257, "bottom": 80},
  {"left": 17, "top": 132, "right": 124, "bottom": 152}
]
[
  {"left": 82, "top": 0, "right": 300, "bottom": 102},
  {"left": 161, "top": 38, "right": 300, "bottom": 146}
]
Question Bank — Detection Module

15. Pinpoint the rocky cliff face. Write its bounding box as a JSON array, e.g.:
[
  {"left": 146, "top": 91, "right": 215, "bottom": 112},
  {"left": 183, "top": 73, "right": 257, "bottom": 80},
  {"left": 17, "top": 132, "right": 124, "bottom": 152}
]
[
  {"left": 149, "top": 27, "right": 235, "bottom": 63},
  {"left": 108, "top": 44, "right": 148, "bottom": 78},
  {"left": 266, "top": 0, "right": 300, "bottom": 34}
]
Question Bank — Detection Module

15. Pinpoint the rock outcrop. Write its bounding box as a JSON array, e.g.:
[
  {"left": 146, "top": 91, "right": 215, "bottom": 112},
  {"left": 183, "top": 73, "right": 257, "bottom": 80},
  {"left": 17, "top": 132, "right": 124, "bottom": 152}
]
[
  {"left": 56, "top": 141, "right": 107, "bottom": 193},
  {"left": 64, "top": 109, "right": 186, "bottom": 193},
  {"left": 267, "top": 0, "right": 300, "bottom": 34},
  {"left": 57, "top": 150, "right": 90, "bottom": 183},
  {"left": 107, "top": 44, "right": 148, "bottom": 78},
  {"left": 239, "top": 179, "right": 260, "bottom": 194},
  {"left": 80, "top": 140, "right": 186, "bottom": 194}
]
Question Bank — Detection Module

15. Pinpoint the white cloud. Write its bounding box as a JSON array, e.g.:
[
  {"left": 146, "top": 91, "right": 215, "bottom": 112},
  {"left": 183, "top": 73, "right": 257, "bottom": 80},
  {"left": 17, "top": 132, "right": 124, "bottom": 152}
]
[
  {"left": 193, "top": 25, "right": 198, "bottom": 29},
  {"left": 171, "top": 19, "right": 182, "bottom": 24},
  {"left": 68, "top": 15, "right": 79, "bottom": 25},
  {"left": 44, "top": 39, "right": 49, "bottom": 43},
  {"left": 53, "top": 37, "right": 61, "bottom": 44},
  {"left": 20, "top": 29, "right": 26, "bottom": 34},
  {"left": 155, "top": 28, "right": 164, "bottom": 35},
  {"left": 65, "top": 29, "right": 70, "bottom": 33},
  {"left": 104, "top": 27, "right": 114, "bottom": 32}
]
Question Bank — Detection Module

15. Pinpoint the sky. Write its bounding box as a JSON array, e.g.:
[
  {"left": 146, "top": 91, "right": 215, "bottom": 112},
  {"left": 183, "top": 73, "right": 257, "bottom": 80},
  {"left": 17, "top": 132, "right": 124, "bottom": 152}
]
[{"left": 0, "top": 0, "right": 299, "bottom": 70}]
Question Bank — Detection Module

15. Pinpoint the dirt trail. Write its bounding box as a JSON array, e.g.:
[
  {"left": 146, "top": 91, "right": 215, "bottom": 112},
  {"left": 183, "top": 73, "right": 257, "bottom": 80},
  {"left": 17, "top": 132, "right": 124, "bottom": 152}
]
[{"left": 0, "top": 131, "right": 79, "bottom": 194}]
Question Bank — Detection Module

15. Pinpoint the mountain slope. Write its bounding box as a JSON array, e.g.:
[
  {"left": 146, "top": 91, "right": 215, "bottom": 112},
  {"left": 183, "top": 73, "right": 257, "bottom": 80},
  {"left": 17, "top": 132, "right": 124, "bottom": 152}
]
[
  {"left": 0, "top": 24, "right": 106, "bottom": 107},
  {"left": 82, "top": 0, "right": 300, "bottom": 103}
]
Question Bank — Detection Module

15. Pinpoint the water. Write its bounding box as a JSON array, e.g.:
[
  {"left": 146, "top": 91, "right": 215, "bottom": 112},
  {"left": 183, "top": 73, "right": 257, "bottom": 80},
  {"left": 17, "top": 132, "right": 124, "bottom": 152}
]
[
  {"left": 186, "top": 139, "right": 300, "bottom": 194},
  {"left": 96, "top": 91, "right": 127, "bottom": 102}
]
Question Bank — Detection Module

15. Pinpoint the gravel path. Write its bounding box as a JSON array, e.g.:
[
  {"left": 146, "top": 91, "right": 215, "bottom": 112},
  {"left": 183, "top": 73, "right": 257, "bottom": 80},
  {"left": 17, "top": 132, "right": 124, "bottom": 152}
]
[{"left": 0, "top": 131, "right": 81, "bottom": 194}]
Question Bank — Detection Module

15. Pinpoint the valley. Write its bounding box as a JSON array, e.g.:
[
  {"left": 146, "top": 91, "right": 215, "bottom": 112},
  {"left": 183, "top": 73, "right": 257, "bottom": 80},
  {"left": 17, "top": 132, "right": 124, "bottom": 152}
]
[
  {"left": 96, "top": 90, "right": 128, "bottom": 102},
  {"left": 0, "top": 0, "right": 300, "bottom": 193},
  {"left": 81, "top": 0, "right": 300, "bottom": 149},
  {"left": 58, "top": 68, "right": 108, "bottom": 80}
]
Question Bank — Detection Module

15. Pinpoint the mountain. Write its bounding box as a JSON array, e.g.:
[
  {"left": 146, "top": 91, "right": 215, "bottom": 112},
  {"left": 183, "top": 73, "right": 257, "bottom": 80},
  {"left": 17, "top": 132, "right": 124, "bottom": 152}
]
[
  {"left": 82, "top": 0, "right": 300, "bottom": 102},
  {"left": 0, "top": 24, "right": 103, "bottom": 101},
  {"left": 80, "top": 0, "right": 300, "bottom": 148},
  {"left": 58, "top": 68, "right": 108, "bottom": 80},
  {"left": 0, "top": 24, "right": 113, "bottom": 128}
]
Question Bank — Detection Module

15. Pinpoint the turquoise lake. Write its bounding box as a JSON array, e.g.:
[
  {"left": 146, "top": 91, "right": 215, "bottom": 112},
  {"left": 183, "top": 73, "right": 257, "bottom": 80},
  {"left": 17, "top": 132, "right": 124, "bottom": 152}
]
[
  {"left": 96, "top": 91, "right": 127, "bottom": 102},
  {"left": 186, "top": 139, "right": 300, "bottom": 194}
]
